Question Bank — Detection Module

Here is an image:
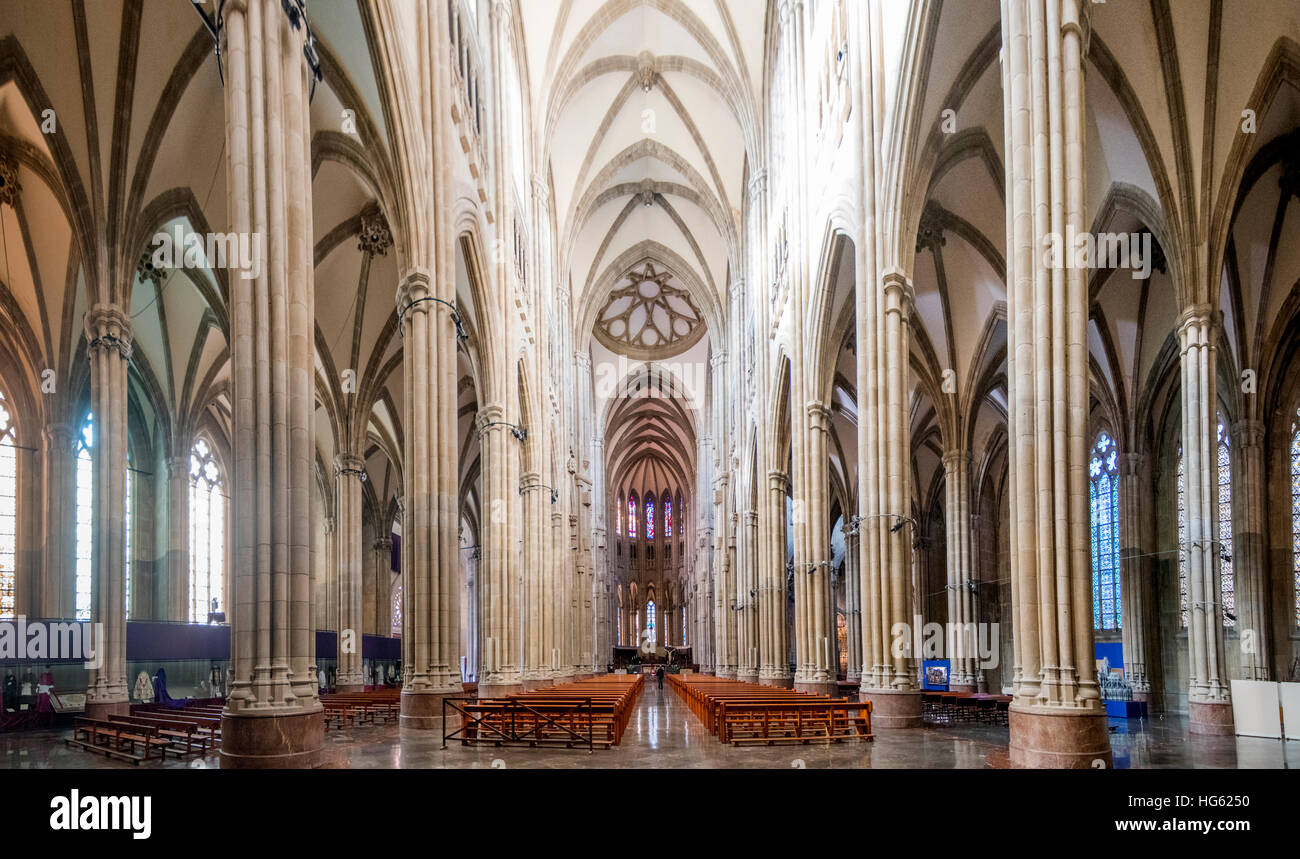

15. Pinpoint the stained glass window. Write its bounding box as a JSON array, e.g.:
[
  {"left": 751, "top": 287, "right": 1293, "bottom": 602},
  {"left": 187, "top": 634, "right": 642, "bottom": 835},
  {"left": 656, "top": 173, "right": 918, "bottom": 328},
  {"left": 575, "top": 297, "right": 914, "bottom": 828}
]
[
  {"left": 646, "top": 493, "right": 655, "bottom": 540},
  {"left": 628, "top": 493, "right": 638, "bottom": 540},
  {"left": 1292, "top": 411, "right": 1300, "bottom": 627},
  {"left": 1217, "top": 421, "right": 1235, "bottom": 628},
  {"left": 391, "top": 584, "right": 402, "bottom": 637},
  {"left": 1178, "top": 420, "right": 1235, "bottom": 628},
  {"left": 616, "top": 494, "right": 622, "bottom": 537},
  {"left": 645, "top": 599, "right": 656, "bottom": 643},
  {"left": 75, "top": 414, "right": 94, "bottom": 621},
  {"left": 1089, "top": 433, "right": 1121, "bottom": 630},
  {"left": 0, "top": 389, "right": 16, "bottom": 618},
  {"left": 189, "top": 438, "right": 224, "bottom": 622},
  {"left": 665, "top": 496, "right": 672, "bottom": 537}
]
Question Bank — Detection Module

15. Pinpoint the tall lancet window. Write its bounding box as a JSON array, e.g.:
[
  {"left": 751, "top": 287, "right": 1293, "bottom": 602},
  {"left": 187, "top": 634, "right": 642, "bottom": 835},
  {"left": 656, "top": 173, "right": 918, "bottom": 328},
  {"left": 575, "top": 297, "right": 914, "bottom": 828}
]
[
  {"left": 645, "top": 599, "right": 656, "bottom": 642},
  {"left": 1292, "top": 410, "right": 1300, "bottom": 627},
  {"left": 664, "top": 495, "right": 672, "bottom": 537},
  {"left": 628, "top": 493, "right": 638, "bottom": 540},
  {"left": 391, "top": 584, "right": 402, "bottom": 637},
  {"left": 75, "top": 414, "right": 95, "bottom": 621},
  {"left": 1216, "top": 421, "right": 1235, "bottom": 628},
  {"left": 0, "top": 389, "right": 16, "bottom": 618},
  {"left": 1177, "top": 418, "right": 1235, "bottom": 628},
  {"left": 645, "top": 493, "right": 655, "bottom": 540},
  {"left": 616, "top": 493, "right": 623, "bottom": 537},
  {"left": 1089, "top": 433, "right": 1121, "bottom": 630},
  {"left": 189, "top": 438, "right": 225, "bottom": 622}
]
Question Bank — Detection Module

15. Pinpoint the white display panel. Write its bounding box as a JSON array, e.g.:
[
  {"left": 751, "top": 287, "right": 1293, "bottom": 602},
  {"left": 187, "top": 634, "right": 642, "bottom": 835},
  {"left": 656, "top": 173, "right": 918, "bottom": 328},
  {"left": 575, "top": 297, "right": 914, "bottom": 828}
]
[
  {"left": 1230, "top": 680, "right": 1281, "bottom": 739},
  {"left": 1280, "top": 682, "right": 1300, "bottom": 741}
]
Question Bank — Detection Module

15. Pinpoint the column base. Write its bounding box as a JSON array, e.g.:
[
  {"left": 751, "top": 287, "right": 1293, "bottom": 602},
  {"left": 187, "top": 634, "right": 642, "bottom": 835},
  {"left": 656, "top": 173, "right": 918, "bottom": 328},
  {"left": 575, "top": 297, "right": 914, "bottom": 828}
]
[
  {"left": 335, "top": 684, "right": 365, "bottom": 694},
  {"left": 521, "top": 677, "right": 554, "bottom": 691},
  {"left": 1008, "top": 706, "right": 1112, "bottom": 769},
  {"left": 949, "top": 683, "right": 977, "bottom": 695},
  {"left": 736, "top": 671, "right": 760, "bottom": 683},
  {"left": 399, "top": 690, "right": 459, "bottom": 730},
  {"left": 860, "top": 688, "right": 922, "bottom": 728},
  {"left": 477, "top": 682, "right": 524, "bottom": 699},
  {"left": 759, "top": 674, "right": 794, "bottom": 689},
  {"left": 794, "top": 680, "right": 839, "bottom": 696},
  {"left": 1189, "top": 700, "right": 1234, "bottom": 736},
  {"left": 84, "top": 700, "right": 130, "bottom": 721},
  {"left": 220, "top": 707, "right": 324, "bottom": 769}
]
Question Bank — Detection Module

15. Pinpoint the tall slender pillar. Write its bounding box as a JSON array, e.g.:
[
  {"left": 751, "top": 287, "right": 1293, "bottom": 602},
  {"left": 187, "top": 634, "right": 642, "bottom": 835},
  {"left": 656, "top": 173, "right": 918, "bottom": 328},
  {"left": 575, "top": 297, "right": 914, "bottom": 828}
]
[
  {"left": 1118, "top": 453, "right": 1153, "bottom": 696},
  {"left": 843, "top": 524, "right": 862, "bottom": 684},
  {"left": 1179, "top": 308, "right": 1233, "bottom": 733},
  {"left": 737, "top": 510, "right": 761, "bottom": 681},
  {"left": 373, "top": 536, "right": 391, "bottom": 636},
  {"left": 334, "top": 454, "right": 365, "bottom": 691},
  {"left": 760, "top": 470, "right": 792, "bottom": 686},
  {"left": 521, "top": 470, "right": 550, "bottom": 689},
  {"left": 84, "top": 306, "right": 131, "bottom": 721},
  {"left": 1000, "top": 0, "right": 1111, "bottom": 766},
  {"left": 219, "top": 0, "right": 321, "bottom": 766},
  {"left": 477, "top": 405, "right": 522, "bottom": 695},
  {"left": 395, "top": 270, "right": 463, "bottom": 726},
  {"left": 1233, "top": 419, "right": 1270, "bottom": 681},
  {"left": 943, "top": 449, "right": 978, "bottom": 692},
  {"left": 164, "top": 454, "right": 191, "bottom": 621},
  {"left": 794, "top": 403, "right": 835, "bottom": 694},
  {"left": 41, "top": 423, "right": 76, "bottom": 619}
]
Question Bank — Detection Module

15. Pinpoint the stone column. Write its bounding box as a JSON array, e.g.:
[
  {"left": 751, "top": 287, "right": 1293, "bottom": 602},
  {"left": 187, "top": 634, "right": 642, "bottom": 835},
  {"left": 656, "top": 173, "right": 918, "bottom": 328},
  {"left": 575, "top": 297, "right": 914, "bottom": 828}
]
[
  {"left": 760, "top": 470, "right": 793, "bottom": 686},
  {"left": 477, "top": 405, "right": 522, "bottom": 695},
  {"left": 794, "top": 402, "right": 834, "bottom": 695},
  {"left": 334, "top": 454, "right": 365, "bottom": 691},
  {"left": 84, "top": 306, "right": 131, "bottom": 721},
  {"left": 943, "top": 449, "right": 978, "bottom": 692},
  {"left": 373, "top": 537, "right": 392, "bottom": 635},
  {"left": 395, "top": 270, "right": 463, "bottom": 725},
  {"left": 520, "top": 470, "right": 550, "bottom": 689},
  {"left": 1179, "top": 307, "right": 1233, "bottom": 733},
  {"left": 41, "top": 423, "right": 76, "bottom": 619},
  {"left": 1000, "top": 0, "right": 1111, "bottom": 765},
  {"left": 219, "top": 0, "right": 322, "bottom": 766},
  {"left": 843, "top": 523, "right": 862, "bottom": 684},
  {"left": 162, "top": 455, "right": 191, "bottom": 621},
  {"left": 1118, "top": 453, "right": 1153, "bottom": 696},
  {"left": 737, "top": 510, "right": 761, "bottom": 681},
  {"left": 1233, "top": 419, "right": 1270, "bottom": 681},
  {"left": 858, "top": 272, "right": 922, "bottom": 727}
]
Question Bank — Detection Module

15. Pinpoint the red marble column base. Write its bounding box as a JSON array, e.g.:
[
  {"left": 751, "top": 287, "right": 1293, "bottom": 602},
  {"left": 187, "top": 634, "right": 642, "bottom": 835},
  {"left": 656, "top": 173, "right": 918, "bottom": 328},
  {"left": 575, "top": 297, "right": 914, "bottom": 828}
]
[
  {"left": 522, "top": 677, "right": 554, "bottom": 691},
  {"left": 860, "top": 688, "right": 923, "bottom": 728},
  {"left": 1188, "top": 700, "right": 1234, "bottom": 736},
  {"left": 794, "top": 680, "right": 839, "bottom": 696},
  {"left": 220, "top": 708, "right": 324, "bottom": 769},
  {"left": 949, "top": 683, "right": 977, "bottom": 695},
  {"left": 759, "top": 675, "right": 794, "bottom": 689},
  {"left": 399, "top": 690, "right": 456, "bottom": 729},
  {"left": 1009, "top": 707, "right": 1112, "bottom": 768},
  {"left": 477, "top": 682, "right": 524, "bottom": 698},
  {"left": 335, "top": 684, "right": 364, "bottom": 694},
  {"left": 84, "top": 700, "right": 130, "bottom": 721}
]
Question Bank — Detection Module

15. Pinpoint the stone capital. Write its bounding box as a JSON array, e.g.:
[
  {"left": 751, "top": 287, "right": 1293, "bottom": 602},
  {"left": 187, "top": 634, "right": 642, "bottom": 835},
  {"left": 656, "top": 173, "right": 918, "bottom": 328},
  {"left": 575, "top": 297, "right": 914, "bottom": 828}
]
[
  {"left": 85, "top": 304, "right": 134, "bottom": 357},
  {"left": 396, "top": 268, "right": 433, "bottom": 313},
  {"left": 43, "top": 422, "right": 75, "bottom": 451},
  {"left": 334, "top": 453, "right": 366, "bottom": 479},
  {"left": 767, "top": 470, "right": 789, "bottom": 492},
  {"left": 1234, "top": 418, "right": 1265, "bottom": 450},
  {"left": 166, "top": 454, "right": 191, "bottom": 479},
  {"left": 881, "top": 269, "right": 915, "bottom": 317},
  {"left": 941, "top": 448, "right": 971, "bottom": 471},
  {"left": 1177, "top": 304, "right": 1217, "bottom": 342},
  {"left": 806, "top": 401, "right": 832, "bottom": 433}
]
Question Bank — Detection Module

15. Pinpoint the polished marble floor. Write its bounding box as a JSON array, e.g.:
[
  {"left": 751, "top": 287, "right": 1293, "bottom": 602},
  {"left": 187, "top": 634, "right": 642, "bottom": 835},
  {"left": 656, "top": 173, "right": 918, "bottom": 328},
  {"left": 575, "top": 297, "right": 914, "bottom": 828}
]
[{"left": 2, "top": 686, "right": 1296, "bottom": 769}]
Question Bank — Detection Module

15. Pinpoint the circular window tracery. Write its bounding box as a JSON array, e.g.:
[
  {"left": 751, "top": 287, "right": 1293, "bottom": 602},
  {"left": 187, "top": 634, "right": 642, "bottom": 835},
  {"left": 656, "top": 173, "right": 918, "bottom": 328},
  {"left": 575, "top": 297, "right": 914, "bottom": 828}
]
[{"left": 594, "top": 263, "right": 704, "bottom": 358}]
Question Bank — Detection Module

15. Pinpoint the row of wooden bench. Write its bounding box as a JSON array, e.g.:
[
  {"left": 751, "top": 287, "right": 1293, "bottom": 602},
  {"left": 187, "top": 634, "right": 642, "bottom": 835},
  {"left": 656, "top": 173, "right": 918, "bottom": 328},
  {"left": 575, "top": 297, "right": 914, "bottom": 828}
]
[
  {"left": 668, "top": 675, "right": 874, "bottom": 745},
  {"left": 320, "top": 690, "right": 402, "bottom": 729},
  {"left": 921, "top": 691, "right": 1011, "bottom": 725},
  {"left": 452, "top": 675, "right": 645, "bottom": 749},
  {"left": 67, "top": 704, "right": 224, "bottom": 765}
]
